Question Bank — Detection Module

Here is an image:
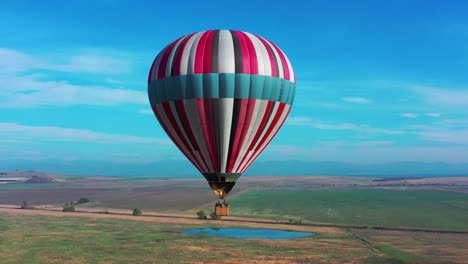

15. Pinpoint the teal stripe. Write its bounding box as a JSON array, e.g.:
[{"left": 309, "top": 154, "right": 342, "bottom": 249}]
[{"left": 148, "top": 73, "right": 296, "bottom": 105}]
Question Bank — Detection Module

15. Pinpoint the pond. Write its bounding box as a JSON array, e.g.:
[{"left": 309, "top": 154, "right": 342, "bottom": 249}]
[{"left": 181, "top": 228, "right": 314, "bottom": 240}]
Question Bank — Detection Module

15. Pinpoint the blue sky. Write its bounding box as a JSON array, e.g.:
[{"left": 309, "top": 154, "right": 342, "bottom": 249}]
[{"left": 1, "top": 0, "right": 468, "bottom": 170}]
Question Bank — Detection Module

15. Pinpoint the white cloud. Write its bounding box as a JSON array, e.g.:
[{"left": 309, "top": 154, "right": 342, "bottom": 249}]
[
  {"left": 425, "top": 113, "right": 441, "bottom": 117},
  {"left": 0, "top": 122, "right": 170, "bottom": 145},
  {"left": 0, "top": 139, "right": 23, "bottom": 143},
  {"left": 342, "top": 97, "right": 372, "bottom": 104},
  {"left": 401, "top": 113, "right": 418, "bottom": 118},
  {"left": 0, "top": 48, "right": 41, "bottom": 73},
  {"left": 412, "top": 86, "right": 468, "bottom": 106},
  {"left": 0, "top": 74, "right": 147, "bottom": 108},
  {"left": 0, "top": 48, "right": 131, "bottom": 75},
  {"left": 320, "top": 141, "right": 393, "bottom": 147},
  {"left": 54, "top": 54, "right": 131, "bottom": 74},
  {"left": 418, "top": 130, "right": 468, "bottom": 145},
  {"left": 286, "top": 117, "right": 403, "bottom": 135},
  {"left": 139, "top": 109, "right": 154, "bottom": 115},
  {"left": 263, "top": 144, "right": 468, "bottom": 163},
  {"left": 0, "top": 48, "right": 146, "bottom": 108}
]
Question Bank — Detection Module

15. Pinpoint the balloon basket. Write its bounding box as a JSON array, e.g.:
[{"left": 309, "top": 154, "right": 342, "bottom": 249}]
[{"left": 215, "top": 204, "right": 230, "bottom": 216}]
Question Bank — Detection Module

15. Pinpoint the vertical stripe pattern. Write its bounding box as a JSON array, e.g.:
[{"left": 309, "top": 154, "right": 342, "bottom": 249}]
[
  {"left": 148, "top": 30, "right": 296, "bottom": 194},
  {"left": 148, "top": 30, "right": 295, "bottom": 83}
]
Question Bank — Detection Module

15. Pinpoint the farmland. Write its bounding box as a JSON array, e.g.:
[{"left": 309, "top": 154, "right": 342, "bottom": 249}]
[
  {"left": 223, "top": 189, "right": 468, "bottom": 231},
  {"left": 1, "top": 212, "right": 468, "bottom": 264},
  {"left": 1, "top": 174, "right": 468, "bottom": 263}
]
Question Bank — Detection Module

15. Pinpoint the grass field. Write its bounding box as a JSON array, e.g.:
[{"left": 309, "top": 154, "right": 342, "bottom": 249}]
[
  {"left": 5, "top": 212, "right": 468, "bottom": 263},
  {"left": 225, "top": 189, "right": 468, "bottom": 231},
  {"left": 0, "top": 213, "right": 380, "bottom": 264}
]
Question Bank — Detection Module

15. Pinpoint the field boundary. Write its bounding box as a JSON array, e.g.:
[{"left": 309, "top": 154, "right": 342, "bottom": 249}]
[{"left": 1, "top": 204, "right": 467, "bottom": 234}]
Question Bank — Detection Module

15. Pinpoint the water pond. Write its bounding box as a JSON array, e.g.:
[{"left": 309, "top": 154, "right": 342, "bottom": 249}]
[{"left": 182, "top": 228, "right": 314, "bottom": 240}]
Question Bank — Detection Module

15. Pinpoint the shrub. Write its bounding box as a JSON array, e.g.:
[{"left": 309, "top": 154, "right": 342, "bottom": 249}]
[
  {"left": 132, "top": 208, "right": 142, "bottom": 216},
  {"left": 63, "top": 204, "right": 75, "bottom": 212},
  {"left": 20, "top": 201, "right": 33, "bottom": 209},
  {"left": 210, "top": 211, "right": 220, "bottom": 220},
  {"left": 77, "top": 197, "right": 91, "bottom": 204},
  {"left": 288, "top": 217, "right": 303, "bottom": 225},
  {"left": 196, "top": 210, "right": 207, "bottom": 219}
]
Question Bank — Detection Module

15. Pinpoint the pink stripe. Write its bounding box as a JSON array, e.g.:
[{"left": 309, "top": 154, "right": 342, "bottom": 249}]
[
  {"left": 240, "top": 103, "right": 287, "bottom": 172},
  {"left": 161, "top": 102, "right": 193, "bottom": 154},
  {"left": 203, "top": 98, "right": 219, "bottom": 171},
  {"left": 237, "top": 100, "right": 273, "bottom": 171},
  {"left": 240, "top": 31, "right": 258, "bottom": 75},
  {"left": 234, "top": 31, "right": 250, "bottom": 74},
  {"left": 256, "top": 35, "right": 277, "bottom": 77},
  {"left": 227, "top": 98, "right": 250, "bottom": 172},
  {"left": 194, "top": 31, "right": 210, "bottom": 74},
  {"left": 148, "top": 55, "right": 157, "bottom": 84},
  {"left": 203, "top": 30, "right": 215, "bottom": 73},
  {"left": 157, "top": 37, "right": 183, "bottom": 79},
  {"left": 254, "top": 103, "right": 286, "bottom": 152},
  {"left": 241, "top": 106, "right": 291, "bottom": 173},
  {"left": 247, "top": 100, "right": 273, "bottom": 151},
  {"left": 196, "top": 98, "right": 219, "bottom": 172},
  {"left": 177, "top": 100, "right": 210, "bottom": 172},
  {"left": 173, "top": 33, "right": 195, "bottom": 76},
  {"left": 152, "top": 104, "right": 203, "bottom": 172},
  {"left": 270, "top": 42, "right": 291, "bottom": 81}
]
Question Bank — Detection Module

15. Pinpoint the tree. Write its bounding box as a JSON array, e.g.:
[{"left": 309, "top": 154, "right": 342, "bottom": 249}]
[
  {"left": 77, "top": 197, "right": 91, "bottom": 204},
  {"left": 20, "top": 201, "right": 32, "bottom": 209},
  {"left": 196, "top": 210, "right": 207, "bottom": 219},
  {"left": 132, "top": 208, "right": 142, "bottom": 216},
  {"left": 210, "top": 211, "right": 220, "bottom": 220}
]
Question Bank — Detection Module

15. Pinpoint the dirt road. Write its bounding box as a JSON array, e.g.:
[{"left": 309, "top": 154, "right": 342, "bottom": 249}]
[{"left": 0, "top": 205, "right": 341, "bottom": 234}]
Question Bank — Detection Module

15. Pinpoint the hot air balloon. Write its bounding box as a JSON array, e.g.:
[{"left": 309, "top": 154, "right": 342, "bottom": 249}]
[{"left": 148, "top": 30, "right": 295, "bottom": 215}]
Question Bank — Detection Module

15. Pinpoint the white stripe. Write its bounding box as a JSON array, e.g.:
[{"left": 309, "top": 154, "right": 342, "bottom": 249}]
[
  {"left": 282, "top": 51, "right": 295, "bottom": 83},
  {"left": 244, "top": 33, "right": 265, "bottom": 76},
  {"left": 237, "top": 101, "right": 279, "bottom": 172},
  {"left": 151, "top": 52, "right": 164, "bottom": 81},
  {"left": 241, "top": 105, "right": 291, "bottom": 173},
  {"left": 154, "top": 104, "right": 201, "bottom": 171},
  {"left": 165, "top": 37, "right": 186, "bottom": 77},
  {"left": 249, "top": 33, "right": 271, "bottom": 77},
  {"left": 168, "top": 101, "right": 206, "bottom": 172},
  {"left": 218, "top": 98, "right": 234, "bottom": 173},
  {"left": 218, "top": 30, "right": 235, "bottom": 73},
  {"left": 252, "top": 102, "right": 280, "bottom": 150},
  {"left": 180, "top": 32, "right": 203, "bottom": 75},
  {"left": 184, "top": 99, "right": 214, "bottom": 172},
  {"left": 232, "top": 99, "right": 268, "bottom": 172},
  {"left": 261, "top": 37, "right": 284, "bottom": 79}
]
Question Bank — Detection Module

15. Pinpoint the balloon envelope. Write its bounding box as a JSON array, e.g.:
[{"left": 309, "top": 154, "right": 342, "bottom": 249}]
[{"left": 148, "top": 30, "right": 296, "bottom": 197}]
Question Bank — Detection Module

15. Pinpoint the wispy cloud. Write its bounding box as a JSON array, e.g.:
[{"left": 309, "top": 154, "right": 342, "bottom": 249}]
[
  {"left": 401, "top": 113, "right": 418, "bottom": 118},
  {"left": 0, "top": 122, "right": 170, "bottom": 145},
  {"left": 419, "top": 130, "right": 468, "bottom": 145},
  {"left": 425, "top": 113, "right": 441, "bottom": 117},
  {"left": 342, "top": 97, "right": 372, "bottom": 104},
  {"left": 412, "top": 86, "right": 468, "bottom": 106},
  {"left": 263, "top": 144, "right": 468, "bottom": 163},
  {"left": 320, "top": 140, "right": 393, "bottom": 147},
  {"left": 0, "top": 48, "right": 146, "bottom": 108},
  {"left": 0, "top": 74, "right": 147, "bottom": 108},
  {"left": 0, "top": 139, "right": 23, "bottom": 143},
  {"left": 0, "top": 48, "right": 131, "bottom": 74},
  {"left": 139, "top": 109, "right": 154, "bottom": 115},
  {"left": 286, "top": 117, "right": 403, "bottom": 135}
]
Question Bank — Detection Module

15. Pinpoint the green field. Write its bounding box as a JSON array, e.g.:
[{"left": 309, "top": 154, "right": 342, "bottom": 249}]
[
  {"left": 227, "top": 189, "right": 468, "bottom": 231},
  {"left": 0, "top": 213, "right": 392, "bottom": 264}
]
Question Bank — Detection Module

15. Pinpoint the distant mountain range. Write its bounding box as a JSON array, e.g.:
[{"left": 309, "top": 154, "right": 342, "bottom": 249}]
[{"left": 2, "top": 159, "right": 468, "bottom": 178}]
